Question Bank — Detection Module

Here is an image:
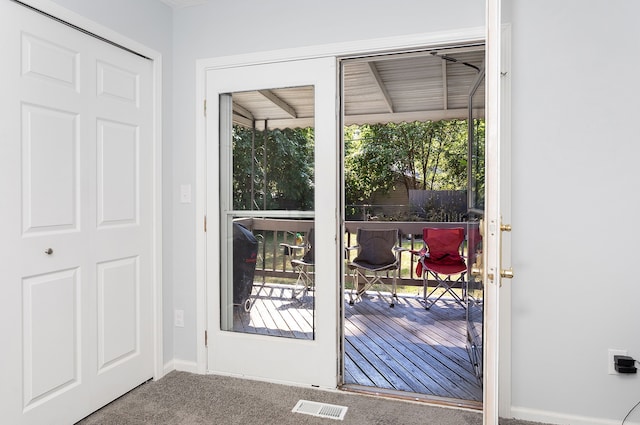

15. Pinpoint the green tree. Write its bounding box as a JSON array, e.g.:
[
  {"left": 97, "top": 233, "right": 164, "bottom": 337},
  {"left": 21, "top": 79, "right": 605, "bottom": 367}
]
[
  {"left": 344, "top": 120, "right": 471, "bottom": 207},
  {"left": 232, "top": 126, "right": 314, "bottom": 211}
]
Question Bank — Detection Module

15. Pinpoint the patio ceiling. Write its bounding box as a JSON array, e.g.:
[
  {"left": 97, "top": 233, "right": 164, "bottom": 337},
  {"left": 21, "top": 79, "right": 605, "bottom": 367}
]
[{"left": 231, "top": 45, "right": 485, "bottom": 130}]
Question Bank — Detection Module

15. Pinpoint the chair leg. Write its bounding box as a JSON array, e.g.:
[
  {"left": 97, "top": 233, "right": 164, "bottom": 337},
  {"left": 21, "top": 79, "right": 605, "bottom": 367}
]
[
  {"left": 348, "top": 269, "right": 396, "bottom": 307},
  {"left": 291, "top": 265, "right": 313, "bottom": 299},
  {"left": 388, "top": 273, "right": 397, "bottom": 308},
  {"left": 349, "top": 269, "right": 372, "bottom": 305},
  {"left": 420, "top": 273, "right": 466, "bottom": 310},
  {"left": 348, "top": 268, "right": 356, "bottom": 305}
]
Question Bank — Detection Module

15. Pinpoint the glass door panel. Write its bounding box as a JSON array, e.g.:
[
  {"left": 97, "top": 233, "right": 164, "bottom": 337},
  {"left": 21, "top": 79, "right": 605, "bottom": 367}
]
[
  {"left": 219, "top": 88, "right": 316, "bottom": 340},
  {"left": 466, "top": 68, "right": 485, "bottom": 383},
  {"left": 468, "top": 68, "right": 486, "bottom": 215}
]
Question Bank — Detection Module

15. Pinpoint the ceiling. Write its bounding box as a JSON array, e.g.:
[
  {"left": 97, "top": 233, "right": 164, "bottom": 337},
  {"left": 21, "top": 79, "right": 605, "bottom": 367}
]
[
  {"left": 157, "top": 0, "right": 210, "bottom": 8},
  {"left": 230, "top": 46, "right": 485, "bottom": 130}
]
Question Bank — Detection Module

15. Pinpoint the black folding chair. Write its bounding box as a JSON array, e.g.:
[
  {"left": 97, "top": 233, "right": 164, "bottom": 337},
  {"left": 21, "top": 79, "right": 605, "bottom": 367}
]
[
  {"left": 280, "top": 229, "right": 314, "bottom": 298},
  {"left": 347, "top": 228, "right": 401, "bottom": 307}
]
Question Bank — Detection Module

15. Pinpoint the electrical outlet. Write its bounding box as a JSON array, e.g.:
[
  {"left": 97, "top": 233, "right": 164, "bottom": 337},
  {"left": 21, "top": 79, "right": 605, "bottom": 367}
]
[
  {"left": 609, "top": 349, "right": 627, "bottom": 374},
  {"left": 174, "top": 309, "right": 184, "bottom": 327}
]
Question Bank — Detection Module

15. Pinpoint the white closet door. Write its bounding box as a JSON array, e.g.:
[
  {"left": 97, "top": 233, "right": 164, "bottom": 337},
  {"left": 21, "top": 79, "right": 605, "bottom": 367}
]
[{"left": 0, "top": 2, "right": 154, "bottom": 423}]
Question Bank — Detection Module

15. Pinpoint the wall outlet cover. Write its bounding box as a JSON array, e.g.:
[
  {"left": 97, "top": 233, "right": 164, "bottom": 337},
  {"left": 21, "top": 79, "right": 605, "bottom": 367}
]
[{"left": 609, "top": 349, "right": 627, "bottom": 375}]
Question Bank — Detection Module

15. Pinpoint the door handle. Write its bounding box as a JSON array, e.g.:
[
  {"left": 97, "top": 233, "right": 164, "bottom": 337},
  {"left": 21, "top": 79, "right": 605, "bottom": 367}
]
[
  {"left": 500, "top": 221, "right": 513, "bottom": 282},
  {"left": 44, "top": 248, "right": 53, "bottom": 255},
  {"left": 500, "top": 268, "right": 514, "bottom": 279}
]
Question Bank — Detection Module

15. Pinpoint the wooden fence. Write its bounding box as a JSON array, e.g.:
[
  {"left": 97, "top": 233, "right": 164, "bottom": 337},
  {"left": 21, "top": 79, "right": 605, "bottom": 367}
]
[
  {"left": 347, "top": 190, "right": 467, "bottom": 222},
  {"left": 409, "top": 189, "right": 467, "bottom": 222}
]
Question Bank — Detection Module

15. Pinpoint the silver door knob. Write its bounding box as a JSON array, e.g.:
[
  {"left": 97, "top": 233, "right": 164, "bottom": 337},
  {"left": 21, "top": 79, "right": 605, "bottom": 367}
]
[{"left": 45, "top": 248, "right": 53, "bottom": 255}]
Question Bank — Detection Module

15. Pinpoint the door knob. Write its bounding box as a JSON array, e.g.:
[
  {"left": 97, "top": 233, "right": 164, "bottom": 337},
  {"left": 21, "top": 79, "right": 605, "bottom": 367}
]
[
  {"left": 500, "top": 268, "right": 514, "bottom": 279},
  {"left": 45, "top": 248, "right": 53, "bottom": 255}
]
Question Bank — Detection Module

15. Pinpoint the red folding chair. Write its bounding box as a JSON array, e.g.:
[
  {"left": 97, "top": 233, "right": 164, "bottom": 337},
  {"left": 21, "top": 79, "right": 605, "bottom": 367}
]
[{"left": 413, "top": 227, "right": 467, "bottom": 310}]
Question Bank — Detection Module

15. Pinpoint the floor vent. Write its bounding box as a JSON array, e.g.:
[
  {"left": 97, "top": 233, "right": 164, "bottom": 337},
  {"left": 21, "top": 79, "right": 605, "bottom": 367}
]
[{"left": 292, "top": 400, "right": 348, "bottom": 420}]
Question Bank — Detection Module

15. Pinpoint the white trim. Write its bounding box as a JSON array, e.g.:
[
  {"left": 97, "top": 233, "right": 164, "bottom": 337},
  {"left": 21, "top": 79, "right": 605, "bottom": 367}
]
[
  {"left": 152, "top": 53, "right": 165, "bottom": 381},
  {"left": 166, "top": 359, "right": 199, "bottom": 374},
  {"left": 498, "top": 23, "right": 513, "bottom": 420},
  {"left": 163, "top": 360, "right": 174, "bottom": 376},
  {"left": 14, "top": 0, "right": 159, "bottom": 60},
  {"left": 18, "top": 0, "right": 165, "bottom": 380},
  {"left": 194, "top": 26, "right": 490, "bottom": 383},
  {"left": 483, "top": 0, "right": 501, "bottom": 423},
  {"left": 195, "top": 26, "right": 484, "bottom": 70},
  {"left": 510, "top": 406, "right": 637, "bottom": 425},
  {"left": 195, "top": 61, "right": 207, "bottom": 374}
]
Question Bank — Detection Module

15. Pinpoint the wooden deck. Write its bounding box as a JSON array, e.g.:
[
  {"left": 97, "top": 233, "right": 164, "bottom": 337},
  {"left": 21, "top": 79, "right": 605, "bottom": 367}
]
[
  {"left": 232, "top": 284, "right": 314, "bottom": 339},
  {"left": 344, "top": 292, "right": 482, "bottom": 405},
  {"left": 232, "top": 284, "right": 482, "bottom": 406}
]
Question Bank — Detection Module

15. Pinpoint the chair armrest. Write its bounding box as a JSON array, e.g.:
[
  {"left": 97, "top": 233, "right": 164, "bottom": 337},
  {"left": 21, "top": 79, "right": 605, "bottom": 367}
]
[
  {"left": 405, "top": 247, "right": 428, "bottom": 258},
  {"left": 393, "top": 246, "right": 408, "bottom": 256},
  {"left": 280, "top": 243, "right": 304, "bottom": 257},
  {"left": 279, "top": 243, "right": 304, "bottom": 250}
]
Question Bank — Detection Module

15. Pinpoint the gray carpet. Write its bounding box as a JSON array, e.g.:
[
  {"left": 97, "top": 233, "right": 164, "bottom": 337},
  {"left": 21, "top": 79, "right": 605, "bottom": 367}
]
[{"left": 77, "top": 371, "right": 545, "bottom": 425}]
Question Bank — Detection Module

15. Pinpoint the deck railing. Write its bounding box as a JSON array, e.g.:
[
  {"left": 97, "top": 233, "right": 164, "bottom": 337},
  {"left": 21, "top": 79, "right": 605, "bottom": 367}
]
[{"left": 237, "top": 217, "right": 478, "bottom": 287}]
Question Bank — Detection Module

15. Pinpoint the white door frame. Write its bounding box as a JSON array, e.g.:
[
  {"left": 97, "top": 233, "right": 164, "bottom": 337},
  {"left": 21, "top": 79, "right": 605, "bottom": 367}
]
[
  {"left": 17, "top": 0, "right": 165, "bottom": 380},
  {"left": 485, "top": 0, "right": 513, "bottom": 422},
  {"left": 497, "top": 23, "right": 513, "bottom": 421},
  {"left": 194, "top": 28, "right": 488, "bottom": 373},
  {"left": 195, "top": 24, "right": 510, "bottom": 410}
]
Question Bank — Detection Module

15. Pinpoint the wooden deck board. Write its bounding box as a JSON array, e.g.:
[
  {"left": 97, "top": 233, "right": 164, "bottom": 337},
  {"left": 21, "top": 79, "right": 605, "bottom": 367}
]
[
  {"left": 362, "top": 297, "right": 475, "bottom": 375},
  {"left": 347, "top": 315, "right": 443, "bottom": 394},
  {"left": 349, "top": 309, "right": 471, "bottom": 397},
  {"left": 230, "top": 284, "right": 481, "bottom": 403},
  {"left": 346, "top": 295, "right": 481, "bottom": 401},
  {"left": 346, "top": 294, "right": 479, "bottom": 400}
]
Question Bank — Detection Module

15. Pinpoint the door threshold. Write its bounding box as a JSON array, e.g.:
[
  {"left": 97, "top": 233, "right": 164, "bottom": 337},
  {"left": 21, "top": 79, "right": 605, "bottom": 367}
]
[{"left": 339, "top": 384, "right": 482, "bottom": 411}]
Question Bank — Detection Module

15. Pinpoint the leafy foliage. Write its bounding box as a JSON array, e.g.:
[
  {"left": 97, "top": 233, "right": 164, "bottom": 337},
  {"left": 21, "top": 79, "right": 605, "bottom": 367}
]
[
  {"left": 344, "top": 120, "right": 471, "bottom": 206},
  {"left": 469, "top": 118, "right": 486, "bottom": 210},
  {"left": 232, "top": 126, "right": 314, "bottom": 211},
  {"left": 231, "top": 119, "right": 483, "bottom": 215}
]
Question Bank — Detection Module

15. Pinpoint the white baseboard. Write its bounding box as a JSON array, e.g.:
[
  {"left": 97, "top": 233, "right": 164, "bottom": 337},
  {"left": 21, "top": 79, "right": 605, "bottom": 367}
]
[
  {"left": 163, "top": 359, "right": 199, "bottom": 375},
  {"left": 511, "top": 406, "right": 639, "bottom": 425}
]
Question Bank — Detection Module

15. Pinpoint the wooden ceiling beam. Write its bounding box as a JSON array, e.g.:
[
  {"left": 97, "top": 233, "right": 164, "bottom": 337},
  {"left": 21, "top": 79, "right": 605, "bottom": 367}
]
[
  {"left": 258, "top": 89, "right": 297, "bottom": 118},
  {"left": 232, "top": 113, "right": 254, "bottom": 128},
  {"left": 442, "top": 60, "right": 448, "bottom": 111},
  {"left": 367, "top": 62, "right": 394, "bottom": 113},
  {"left": 233, "top": 102, "right": 254, "bottom": 120}
]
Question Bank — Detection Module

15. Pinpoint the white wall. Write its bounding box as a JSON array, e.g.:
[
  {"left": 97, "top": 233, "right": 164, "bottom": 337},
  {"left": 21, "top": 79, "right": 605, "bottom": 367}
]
[
  {"left": 171, "top": 0, "right": 485, "bottom": 363},
  {"left": 46, "top": 0, "right": 176, "bottom": 364},
  {"left": 31, "top": 0, "right": 640, "bottom": 423},
  {"left": 508, "top": 1, "right": 640, "bottom": 424}
]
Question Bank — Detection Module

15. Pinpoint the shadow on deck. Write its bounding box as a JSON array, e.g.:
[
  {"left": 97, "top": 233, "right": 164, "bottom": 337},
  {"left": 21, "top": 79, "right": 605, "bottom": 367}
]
[{"left": 231, "top": 284, "right": 482, "bottom": 406}]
